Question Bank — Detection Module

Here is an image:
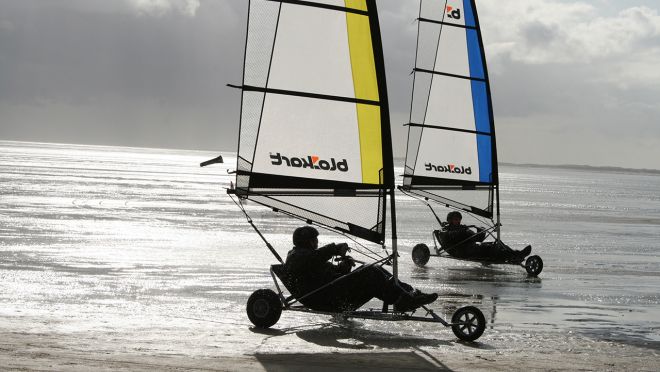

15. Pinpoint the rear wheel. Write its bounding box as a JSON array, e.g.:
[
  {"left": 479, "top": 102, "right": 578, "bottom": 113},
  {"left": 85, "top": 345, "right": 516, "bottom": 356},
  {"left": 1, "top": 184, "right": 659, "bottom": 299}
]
[
  {"left": 525, "top": 255, "right": 543, "bottom": 277},
  {"left": 451, "top": 306, "right": 486, "bottom": 342},
  {"left": 246, "top": 289, "right": 282, "bottom": 328},
  {"left": 412, "top": 243, "right": 431, "bottom": 267}
]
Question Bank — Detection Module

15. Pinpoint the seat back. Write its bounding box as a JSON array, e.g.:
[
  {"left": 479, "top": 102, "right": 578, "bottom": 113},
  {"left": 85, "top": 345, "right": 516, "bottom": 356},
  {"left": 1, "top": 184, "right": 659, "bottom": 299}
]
[
  {"left": 434, "top": 229, "right": 448, "bottom": 248},
  {"left": 271, "top": 264, "right": 303, "bottom": 298},
  {"left": 270, "top": 263, "right": 371, "bottom": 312}
]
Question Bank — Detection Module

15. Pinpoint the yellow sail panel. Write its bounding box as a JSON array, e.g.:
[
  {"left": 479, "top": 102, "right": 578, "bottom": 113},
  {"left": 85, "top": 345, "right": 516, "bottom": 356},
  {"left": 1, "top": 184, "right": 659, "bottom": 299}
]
[
  {"left": 344, "top": 0, "right": 367, "bottom": 12},
  {"left": 345, "top": 1, "right": 377, "bottom": 101},
  {"left": 345, "top": 0, "right": 382, "bottom": 184},
  {"left": 356, "top": 104, "right": 382, "bottom": 184}
]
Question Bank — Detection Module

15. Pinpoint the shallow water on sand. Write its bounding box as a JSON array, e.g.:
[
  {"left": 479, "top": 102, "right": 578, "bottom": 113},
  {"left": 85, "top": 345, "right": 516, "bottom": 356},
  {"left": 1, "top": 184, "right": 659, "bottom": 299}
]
[{"left": 1, "top": 141, "right": 658, "bottom": 353}]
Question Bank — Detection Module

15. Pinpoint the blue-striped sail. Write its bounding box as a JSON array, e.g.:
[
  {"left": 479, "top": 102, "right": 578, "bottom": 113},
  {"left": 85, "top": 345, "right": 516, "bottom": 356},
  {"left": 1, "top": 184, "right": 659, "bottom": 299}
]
[{"left": 402, "top": 0, "right": 497, "bottom": 218}]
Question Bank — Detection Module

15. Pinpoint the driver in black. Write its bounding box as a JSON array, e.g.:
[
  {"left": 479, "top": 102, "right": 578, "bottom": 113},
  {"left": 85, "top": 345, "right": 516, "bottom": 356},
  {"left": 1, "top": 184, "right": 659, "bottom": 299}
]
[
  {"left": 442, "top": 211, "right": 531, "bottom": 262},
  {"left": 285, "top": 226, "right": 438, "bottom": 313}
]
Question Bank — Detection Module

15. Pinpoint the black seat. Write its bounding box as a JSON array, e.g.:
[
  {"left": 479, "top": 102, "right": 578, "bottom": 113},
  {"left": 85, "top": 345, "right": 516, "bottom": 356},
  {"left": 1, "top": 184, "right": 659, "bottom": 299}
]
[
  {"left": 270, "top": 264, "right": 370, "bottom": 312},
  {"left": 271, "top": 264, "right": 303, "bottom": 298},
  {"left": 433, "top": 229, "right": 447, "bottom": 247}
]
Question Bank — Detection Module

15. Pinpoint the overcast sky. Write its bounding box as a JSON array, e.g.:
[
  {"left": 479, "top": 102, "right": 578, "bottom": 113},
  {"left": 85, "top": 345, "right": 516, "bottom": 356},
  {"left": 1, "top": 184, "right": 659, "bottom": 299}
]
[{"left": 1, "top": 0, "right": 659, "bottom": 169}]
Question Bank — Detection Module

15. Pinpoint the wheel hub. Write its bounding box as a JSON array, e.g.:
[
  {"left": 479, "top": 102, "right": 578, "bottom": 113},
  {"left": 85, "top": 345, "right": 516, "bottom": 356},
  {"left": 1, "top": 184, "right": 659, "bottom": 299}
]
[{"left": 253, "top": 299, "right": 270, "bottom": 318}]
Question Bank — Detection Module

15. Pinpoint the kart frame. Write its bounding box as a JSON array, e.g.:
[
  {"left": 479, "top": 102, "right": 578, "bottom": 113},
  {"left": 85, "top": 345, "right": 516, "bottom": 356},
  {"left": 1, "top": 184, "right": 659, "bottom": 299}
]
[
  {"left": 412, "top": 224, "right": 544, "bottom": 277},
  {"left": 245, "top": 254, "right": 487, "bottom": 341},
  {"left": 269, "top": 255, "right": 451, "bottom": 325}
]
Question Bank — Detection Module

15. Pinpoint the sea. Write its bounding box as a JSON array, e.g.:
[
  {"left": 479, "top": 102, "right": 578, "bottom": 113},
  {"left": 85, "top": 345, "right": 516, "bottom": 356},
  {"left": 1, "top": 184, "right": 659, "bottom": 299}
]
[{"left": 1, "top": 140, "right": 658, "bottom": 354}]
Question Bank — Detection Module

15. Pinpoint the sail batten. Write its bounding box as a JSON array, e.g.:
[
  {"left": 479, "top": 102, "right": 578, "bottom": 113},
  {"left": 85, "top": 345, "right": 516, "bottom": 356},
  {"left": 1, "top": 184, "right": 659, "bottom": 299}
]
[
  {"left": 238, "top": 85, "right": 381, "bottom": 106},
  {"left": 266, "top": 0, "right": 370, "bottom": 15},
  {"left": 406, "top": 123, "right": 492, "bottom": 137},
  {"left": 232, "top": 0, "right": 391, "bottom": 244},
  {"left": 413, "top": 68, "right": 485, "bottom": 82},
  {"left": 403, "top": 0, "right": 497, "bottom": 218},
  {"left": 418, "top": 17, "right": 477, "bottom": 30}
]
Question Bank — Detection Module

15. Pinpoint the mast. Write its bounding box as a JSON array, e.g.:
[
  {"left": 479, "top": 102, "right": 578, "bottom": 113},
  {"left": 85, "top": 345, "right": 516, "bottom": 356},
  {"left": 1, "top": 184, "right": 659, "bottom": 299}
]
[
  {"left": 366, "top": 0, "right": 397, "bottom": 278},
  {"left": 470, "top": 0, "right": 500, "bottom": 236}
]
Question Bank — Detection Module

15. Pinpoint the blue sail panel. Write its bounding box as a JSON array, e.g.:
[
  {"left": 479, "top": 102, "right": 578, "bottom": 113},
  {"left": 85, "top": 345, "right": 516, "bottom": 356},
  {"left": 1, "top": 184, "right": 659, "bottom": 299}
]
[
  {"left": 466, "top": 29, "right": 485, "bottom": 80},
  {"left": 462, "top": 0, "right": 477, "bottom": 28},
  {"left": 471, "top": 80, "right": 493, "bottom": 183},
  {"left": 476, "top": 133, "right": 493, "bottom": 183},
  {"left": 465, "top": 0, "right": 494, "bottom": 184}
]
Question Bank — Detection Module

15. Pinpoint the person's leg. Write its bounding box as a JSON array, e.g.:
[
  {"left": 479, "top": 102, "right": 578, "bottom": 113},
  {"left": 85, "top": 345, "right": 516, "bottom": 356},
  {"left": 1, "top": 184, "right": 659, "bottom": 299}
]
[
  {"left": 306, "top": 265, "right": 400, "bottom": 311},
  {"left": 446, "top": 245, "right": 473, "bottom": 258},
  {"left": 308, "top": 265, "right": 437, "bottom": 312},
  {"left": 371, "top": 265, "right": 414, "bottom": 292},
  {"left": 471, "top": 242, "right": 513, "bottom": 260},
  {"left": 368, "top": 266, "right": 438, "bottom": 311},
  {"left": 490, "top": 241, "right": 531, "bottom": 259}
]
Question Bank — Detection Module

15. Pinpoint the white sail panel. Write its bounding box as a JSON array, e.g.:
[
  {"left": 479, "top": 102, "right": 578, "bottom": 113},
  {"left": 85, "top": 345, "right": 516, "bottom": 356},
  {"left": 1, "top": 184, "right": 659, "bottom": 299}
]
[
  {"left": 304, "top": 0, "right": 345, "bottom": 6},
  {"left": 252, "top": 94, "right": 364, "bottom": 183},
  {"left": 268, "top": 4, "right": 355, "bottom": 98},
  {"left": 243, "top": 1, "right": 279, "bottom": 88},
  {"left": 431, "top": 26, "right": 469, "bottom": 77},
  {"left": 292, "top": 0, "right": 368, "bottom": 11},
  {"left": 251, "top": 193, "right": 383, "bottom": 236},
  {"left": 416, "top": 23, "right": 469, "bottom": 76},
  {"left": 425, "top": 75, "right": 476, "bottom": 131},
  {"left": 415, "top": 130, "right": 481, "bottom": 183}
]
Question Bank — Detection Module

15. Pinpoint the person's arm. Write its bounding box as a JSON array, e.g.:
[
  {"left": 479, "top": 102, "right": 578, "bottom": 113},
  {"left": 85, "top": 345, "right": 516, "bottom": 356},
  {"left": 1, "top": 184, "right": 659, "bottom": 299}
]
[
  {"left": 473, "top": 226, "right": 487, "bottom": 242},
  {"left": 315, "top": 242, "right": 347, "bottom": 262},
  {"left": 445, "top": 226, "right": 473, "bottom": 244}
]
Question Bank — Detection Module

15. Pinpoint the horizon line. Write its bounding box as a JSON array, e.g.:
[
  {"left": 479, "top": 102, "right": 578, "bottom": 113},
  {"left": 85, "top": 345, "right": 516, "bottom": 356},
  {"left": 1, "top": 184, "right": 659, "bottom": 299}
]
[{"left": 2, "top": 139, "right": 659, "bottom": 174}]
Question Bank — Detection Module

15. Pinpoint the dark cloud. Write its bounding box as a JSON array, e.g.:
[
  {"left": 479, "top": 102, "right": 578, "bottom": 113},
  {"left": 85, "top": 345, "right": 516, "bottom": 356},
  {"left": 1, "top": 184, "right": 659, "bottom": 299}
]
[
  {"left": 0, "top": 0, "right": 659, "bottom": 168},
  {"left": 0, "top": 0, "right": 246, "bottom": 150}
]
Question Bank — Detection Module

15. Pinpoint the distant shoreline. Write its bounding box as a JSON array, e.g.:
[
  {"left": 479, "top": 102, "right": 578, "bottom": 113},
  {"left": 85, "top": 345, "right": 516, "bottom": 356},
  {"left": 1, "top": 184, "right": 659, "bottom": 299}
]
[
  {"left": 390, "top": 156, "right": 659, "bottom": 175},
  {"left": 500, "top": 162, "right": 660, "bottom": 175}
]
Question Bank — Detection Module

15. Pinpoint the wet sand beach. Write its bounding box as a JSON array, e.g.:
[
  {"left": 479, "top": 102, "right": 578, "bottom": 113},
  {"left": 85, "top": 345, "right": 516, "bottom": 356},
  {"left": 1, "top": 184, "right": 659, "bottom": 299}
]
[
  {"left": 1, "top": 142, "right": 658, "bottom": 371},
  {"left": 0, "top": 309, "right": 656, "bottom": 371}
]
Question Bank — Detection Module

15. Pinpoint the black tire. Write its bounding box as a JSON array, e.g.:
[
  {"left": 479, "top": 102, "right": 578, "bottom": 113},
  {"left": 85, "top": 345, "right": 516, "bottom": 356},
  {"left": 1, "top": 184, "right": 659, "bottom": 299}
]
[
  {"left": 412, "top": 243, "right": 431, "bottom": 267},
  {"left": 451, "top": 306, "right": 486, "bottom": 342},
  {"left": 246, "top": 289, "right": 282, "bottom": 328},
  {"left": 525, "top": 255, "right": 543, "bottom": 277}
]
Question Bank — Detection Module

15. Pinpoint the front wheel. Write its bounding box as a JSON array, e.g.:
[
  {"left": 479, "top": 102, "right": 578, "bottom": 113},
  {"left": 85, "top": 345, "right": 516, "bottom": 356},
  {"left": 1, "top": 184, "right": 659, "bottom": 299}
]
[
  {"left": 412, "top": 243, "right": 431, "bottom": 267},
  {"left": 451, "top": 306, "right": 486, "bottom": 342},
  {"left": 525, "top": 255, "right": 543, "bottom": 277},
  {"left": 246, "top": 289, "right": 282, "bottom": 328}
]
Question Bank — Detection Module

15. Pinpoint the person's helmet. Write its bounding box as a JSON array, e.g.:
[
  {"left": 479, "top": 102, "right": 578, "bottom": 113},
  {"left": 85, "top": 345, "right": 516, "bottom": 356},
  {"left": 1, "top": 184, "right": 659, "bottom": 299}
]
[
  {"left": 446, "top": 211, "right": 462, "bottom": 222},
  {"left": 293, "top": 225, "right": 319, "bottom": 247}
]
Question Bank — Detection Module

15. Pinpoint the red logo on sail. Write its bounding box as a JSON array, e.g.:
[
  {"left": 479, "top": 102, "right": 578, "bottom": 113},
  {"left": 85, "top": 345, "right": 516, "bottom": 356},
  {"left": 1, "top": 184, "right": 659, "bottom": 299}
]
[{"left": 446, "top": 5, "right": 462, "bottom": 20}]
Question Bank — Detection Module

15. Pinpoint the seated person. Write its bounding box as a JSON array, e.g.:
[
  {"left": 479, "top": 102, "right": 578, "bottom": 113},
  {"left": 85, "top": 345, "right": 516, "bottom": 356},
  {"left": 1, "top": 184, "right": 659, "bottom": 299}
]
[
  {"left": 440, "top": 211, "right": 531, "bottom": 262},
  {"left": 285, "top": 226, "right": 437, "bottom": 313}
]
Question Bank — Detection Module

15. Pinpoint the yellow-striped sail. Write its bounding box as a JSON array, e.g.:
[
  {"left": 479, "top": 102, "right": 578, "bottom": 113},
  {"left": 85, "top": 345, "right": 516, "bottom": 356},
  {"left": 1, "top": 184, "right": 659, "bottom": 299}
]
[{"left": 231, "top": 0, "right": 393, "bottom": 244}]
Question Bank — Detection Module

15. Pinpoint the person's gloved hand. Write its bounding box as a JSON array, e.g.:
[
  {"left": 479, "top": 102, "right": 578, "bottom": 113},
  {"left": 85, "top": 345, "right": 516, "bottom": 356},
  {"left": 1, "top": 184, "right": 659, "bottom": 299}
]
[
  {"left": 337, "top": 255, "right": 356, "bottom": 274},
  {"left": 336, "top": 242, "right": 350, "bottom": 256}
]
